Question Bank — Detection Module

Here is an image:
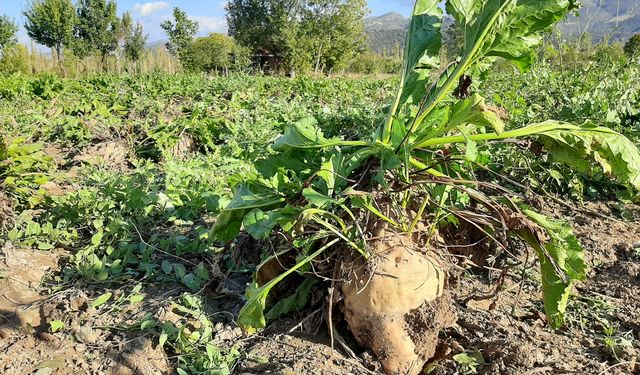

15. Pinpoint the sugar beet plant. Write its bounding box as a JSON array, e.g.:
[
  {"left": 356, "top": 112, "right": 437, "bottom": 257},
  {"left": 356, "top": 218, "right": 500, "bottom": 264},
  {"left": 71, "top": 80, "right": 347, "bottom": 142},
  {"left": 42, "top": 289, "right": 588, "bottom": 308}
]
[{"left": 213, "top": 1, "right": 640, "bottom": 374}]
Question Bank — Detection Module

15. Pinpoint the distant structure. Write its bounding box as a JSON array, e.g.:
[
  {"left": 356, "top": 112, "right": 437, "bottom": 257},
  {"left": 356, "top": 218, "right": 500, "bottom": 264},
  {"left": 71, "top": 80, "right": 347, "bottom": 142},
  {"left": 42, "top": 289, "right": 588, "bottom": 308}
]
[{"left": 252, "top": 49, "right": 284, "bottom": 74}]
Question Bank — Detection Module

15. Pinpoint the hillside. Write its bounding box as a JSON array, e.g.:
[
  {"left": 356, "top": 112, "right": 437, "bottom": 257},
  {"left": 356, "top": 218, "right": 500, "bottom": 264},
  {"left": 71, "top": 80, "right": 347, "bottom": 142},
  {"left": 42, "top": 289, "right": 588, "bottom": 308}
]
[
  {"left": 365, "top": 1, "right": 640, "bottom": 53},
  {"left": 364, "top": 12, "right": 408, "bottom": 55},
  {"left": 559, "top": 0, "right": 640, "bottom": 41}
]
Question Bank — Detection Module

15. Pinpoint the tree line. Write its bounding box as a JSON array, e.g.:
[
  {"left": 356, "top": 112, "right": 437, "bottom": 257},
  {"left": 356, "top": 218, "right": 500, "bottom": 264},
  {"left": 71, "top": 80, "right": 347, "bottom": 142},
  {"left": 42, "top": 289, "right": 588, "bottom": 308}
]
[{"left": 0, "top": 0, "right": 391, "bottom": 76}]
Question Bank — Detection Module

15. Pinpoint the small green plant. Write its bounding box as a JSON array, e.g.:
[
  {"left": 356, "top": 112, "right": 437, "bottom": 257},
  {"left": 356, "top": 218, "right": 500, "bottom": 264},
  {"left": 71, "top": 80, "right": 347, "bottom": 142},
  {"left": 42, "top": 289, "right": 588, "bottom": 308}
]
[
  {"left": 453, "top": 352, "right": 484, "bottom": 375},
  {"left": 602, "top": 324, "right": 635, "bottom": 361},
  {"left": 157, "top": 294, "right": 240, "bottom": 375},
  {"left": 0, "top": 137, "right": 54, "bottom": 207}
]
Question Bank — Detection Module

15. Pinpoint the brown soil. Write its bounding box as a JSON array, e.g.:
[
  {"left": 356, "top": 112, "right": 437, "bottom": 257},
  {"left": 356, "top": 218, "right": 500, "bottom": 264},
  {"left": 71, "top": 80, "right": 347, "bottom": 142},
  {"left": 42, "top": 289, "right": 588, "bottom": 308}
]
[
  {"left": 1, "top": 201, "right": 639, "bottom": 375},
  {"left": 0, "top": 244, "right": 172, "bottom": 375},
  {"left": 73, "top": 142, "right": 131, "bottom": 171}
]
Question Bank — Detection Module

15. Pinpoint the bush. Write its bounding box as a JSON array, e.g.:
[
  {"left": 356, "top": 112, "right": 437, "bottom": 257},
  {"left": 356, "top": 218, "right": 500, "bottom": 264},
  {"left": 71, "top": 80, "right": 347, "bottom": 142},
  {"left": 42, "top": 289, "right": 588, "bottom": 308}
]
[
  {"left": 183, "top": 33, "right": 247, "bottom": 74},
  {"left": 346, "top": 52, "right": 401, "bottom": 75},
  {"left": 0, "top": 44, "right": 30, "bottom": 74}
]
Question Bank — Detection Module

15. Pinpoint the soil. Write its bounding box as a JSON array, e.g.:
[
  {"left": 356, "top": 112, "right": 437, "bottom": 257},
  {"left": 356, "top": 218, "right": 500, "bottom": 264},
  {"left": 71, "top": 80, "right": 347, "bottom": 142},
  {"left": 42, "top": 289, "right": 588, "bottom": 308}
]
[
  {"left": 73, "top": 142, "right": 131, "bottom": 171},
  {"left": 1, "top": 201, "right": 639, "bottom": 375}
]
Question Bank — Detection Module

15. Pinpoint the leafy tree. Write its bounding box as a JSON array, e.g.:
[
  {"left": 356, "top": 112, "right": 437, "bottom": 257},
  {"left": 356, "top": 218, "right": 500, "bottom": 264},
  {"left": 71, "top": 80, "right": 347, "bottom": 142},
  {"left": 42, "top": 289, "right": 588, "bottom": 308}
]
[
  {"left": 624, "top": 33, "right": 640, "bottom": 57},
  {"left": 226, "top": 0, "right": 368, "bottom": 73},
  {"left": 226, "top": 0, "right": 295, "bottom": 53},
  {"left": 23, "top": 0, "right": 75, "bottom": 63},
  {"left": 183, "top": 33, "right": 240, "bottom": 73},
  {"left": 0, "top": 16, "right": 18, "bottom": 56},
  {"left": 118, "top": 11, "right": 133, "bottom": 43},
  {"left": 124, "top": 22, "right": 147, "bottom": 65},
  {"left": 74, "top": 0, "right": 119, "bottom": 63},
  {"left": 300, "top": 0, "right": 368, "bottom": 73},
  {"left": 160, "top": 7, "right": 199, "bottom": 63}
]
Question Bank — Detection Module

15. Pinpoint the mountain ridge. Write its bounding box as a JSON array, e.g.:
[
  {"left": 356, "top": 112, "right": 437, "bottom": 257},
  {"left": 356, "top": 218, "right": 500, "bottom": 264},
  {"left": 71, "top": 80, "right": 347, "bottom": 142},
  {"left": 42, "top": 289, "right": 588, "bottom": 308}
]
[{"left": 365, "top": 1, "right": 640, "bottom": 54}]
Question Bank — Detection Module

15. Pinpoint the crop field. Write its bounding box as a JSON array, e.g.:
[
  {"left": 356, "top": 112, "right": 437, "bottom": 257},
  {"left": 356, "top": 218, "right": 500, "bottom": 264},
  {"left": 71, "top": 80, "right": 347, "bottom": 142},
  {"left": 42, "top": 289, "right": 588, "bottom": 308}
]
[{"left": 2, "top": 3, "right": 640, "bottom": 375}]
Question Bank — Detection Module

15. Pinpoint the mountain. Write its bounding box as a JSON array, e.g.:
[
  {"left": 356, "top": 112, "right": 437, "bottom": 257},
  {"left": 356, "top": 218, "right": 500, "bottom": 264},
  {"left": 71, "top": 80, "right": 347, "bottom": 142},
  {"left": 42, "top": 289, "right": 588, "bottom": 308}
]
[
  {"left": 364, "top": 12, "right": 409, "bottom": 55},
  {"left": 558, "top": 0, "right": 640, "bottom": 41},
  {"left": 364, "top": 1, "right": 640, "bottom": 53}
]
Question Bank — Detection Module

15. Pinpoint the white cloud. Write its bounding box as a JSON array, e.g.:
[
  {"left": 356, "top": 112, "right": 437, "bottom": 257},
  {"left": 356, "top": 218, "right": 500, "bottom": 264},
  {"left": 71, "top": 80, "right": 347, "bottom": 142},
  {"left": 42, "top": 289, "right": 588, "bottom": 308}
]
[
  {"left": 189, "top": 15, "right": 227, "bottom": 34},
  {"left": 133, "top": 2, "right": 170, "bottom": 16}
]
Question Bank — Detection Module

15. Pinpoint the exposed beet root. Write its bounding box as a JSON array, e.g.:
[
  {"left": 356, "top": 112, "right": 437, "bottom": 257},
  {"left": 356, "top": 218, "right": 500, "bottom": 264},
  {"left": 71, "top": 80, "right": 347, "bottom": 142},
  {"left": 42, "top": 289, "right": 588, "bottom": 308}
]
[{"left": 341, "top": 228, "right": 455, "bottom": 375}]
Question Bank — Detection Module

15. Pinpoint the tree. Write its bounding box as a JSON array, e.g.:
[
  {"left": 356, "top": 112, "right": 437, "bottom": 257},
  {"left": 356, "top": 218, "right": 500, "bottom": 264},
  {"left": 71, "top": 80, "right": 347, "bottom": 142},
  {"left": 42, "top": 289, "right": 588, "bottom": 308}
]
[
  {"left": 74, "top": 0, "right": 119, "bottom": 64},
  {"left": 118, "top": 11, "right": 133, "bottom": 44},
  {"left": 183, "top": 33, "right": 239, "bottom": 73},
  {"left": 300, "top": 0, "right": 368, "bottom": 73},
  {"left": 23, "top": 0, "right": 75, "bottom": 63},
  {"left": 226, "top": 0, "right": 368, "bottom": 73},
  {"left": 624, "top": 33, "right": 640, "bottom": 57},
  {"left": 0, "top": 16, "right": 18, "bottom": 56},
  {"left": 160, "top": 7, "right": 199, "bottom": 63},
  {"left": 226, "top": 0, "right": 296, "bottom": 53},
  {"left": 123, "top": 22, "right": 147, "bottom": 68}
]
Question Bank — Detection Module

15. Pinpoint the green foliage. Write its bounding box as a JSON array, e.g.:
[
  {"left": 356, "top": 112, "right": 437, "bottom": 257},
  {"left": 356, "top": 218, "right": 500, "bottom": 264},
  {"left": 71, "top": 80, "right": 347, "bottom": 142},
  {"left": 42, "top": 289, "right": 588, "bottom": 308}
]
[
  {"left": 74, "top": 0, "right": 119, "bottom": 60},
  {"left": 0, "top": 15, "right": 18, "bottom": 56},
  {"left": 518, "top": 210, "right": 585, "bottom": 328},
  {"left": 123, "top": 22, "right": 147, "bottom": 63},
  {"left": 211, "top": 0, "right": 640, "bottom": 335},
  {"left": 481, "top": 40, "right": 640, "bottom": 199},
  {"left": 183, "top": 33, "right": 239, "bottom": 73},
  {"left": 23, "top": 0, "right": 76, "bottom": 61},
  {"left": 227, "top": 0, "right": 369, "bottom": 73},
  {"left": 0, "top": 44, "right": 30, "bottom": 74},
  {"left": 160, "top": 7, "right": 199, "bottom": 63},
  {"left": 453, "top": 352, "right": 484, "bottom": 374},
  {"left": 0, "top": 138, "right": 54, "bottom": 208},
  {"left": 346, "top": 52, "right": 401, "bottom": 74},
  {"left": 296, "top": 0, "right": 370, "bottom": 73},
  {"left": 624, "top": 33, "right": 640, "bottom": 57},
  {"left": 226, "top": 0, "right": 287, "bottom": 53},
  {"left": 159, "top": 295, "right": 240, "bottom": 374}
]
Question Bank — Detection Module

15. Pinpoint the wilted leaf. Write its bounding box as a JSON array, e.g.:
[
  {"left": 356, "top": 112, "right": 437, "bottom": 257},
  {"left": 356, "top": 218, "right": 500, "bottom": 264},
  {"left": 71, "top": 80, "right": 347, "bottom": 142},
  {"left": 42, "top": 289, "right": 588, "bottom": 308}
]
[{"left": 90, "top": 292, "right": 112, "bottom": 308}]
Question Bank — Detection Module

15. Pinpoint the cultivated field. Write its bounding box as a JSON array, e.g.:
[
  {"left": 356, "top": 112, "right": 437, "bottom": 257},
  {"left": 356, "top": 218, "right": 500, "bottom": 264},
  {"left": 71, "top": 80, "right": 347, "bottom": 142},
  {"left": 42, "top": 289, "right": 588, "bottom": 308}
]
[{"left": 2, "top": 17, "right": 640, "bottom": 375}]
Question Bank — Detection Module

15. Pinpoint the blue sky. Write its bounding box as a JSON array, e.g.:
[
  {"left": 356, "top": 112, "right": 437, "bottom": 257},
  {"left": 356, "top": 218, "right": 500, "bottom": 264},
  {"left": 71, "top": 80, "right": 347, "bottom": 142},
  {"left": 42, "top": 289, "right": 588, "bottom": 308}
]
[{"left": 0, "top": 0, "right": 414, "bottom": 49}]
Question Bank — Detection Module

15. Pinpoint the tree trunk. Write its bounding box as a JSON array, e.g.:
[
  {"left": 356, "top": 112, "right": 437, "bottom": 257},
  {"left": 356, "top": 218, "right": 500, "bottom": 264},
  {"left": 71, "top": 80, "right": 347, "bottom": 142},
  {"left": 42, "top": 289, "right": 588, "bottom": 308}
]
[
  {"left": 314, "top": 42, "right": 324, "bottom": 74},
  {"left": 56, "top": 46, "right": 67, "bottom": 78},
  {"left": 102, "top": 54, "right": 108, "bottom": 72}
]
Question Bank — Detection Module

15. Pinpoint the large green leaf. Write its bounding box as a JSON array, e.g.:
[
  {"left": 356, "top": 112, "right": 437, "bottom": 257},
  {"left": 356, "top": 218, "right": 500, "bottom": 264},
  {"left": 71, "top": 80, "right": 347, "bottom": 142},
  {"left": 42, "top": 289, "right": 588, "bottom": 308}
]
[
  {"left": 265, "top": 278, "right": 318, "bottom": 322},
  {"left": 224, "top": 184, "right": 285, "bottom": 211},
  {"left": 415, "top": 121, "right": 640, "bottom": 190},
  {"left": 518, "top": 210, "right": 585, "bottom": 329},
  {"left": 482, "top": 0, "right": 580, "bottom": 70},
  {"left": 274, "top": 118, "right": 367, "bottom": 150},
  {"left": 447, "top": 0, "right": 579, "bottom": 71},
  {"left": 399, "top": 0, "right": 443, "bottom": 108},
  {"left": 381, "top": 0, "right": 442, "bottom": 143},
  {"left": 396, "top": 0, "right": 578, "bottom": 144},
  {"left": 238, "top": 239, "right": 337, "bottom": 334},
  {"left": 411, "top": 93, "right": 505, "bottom": 147},
  {"left": 539, "top": 122, "right": 640, "bottom": 190}
]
